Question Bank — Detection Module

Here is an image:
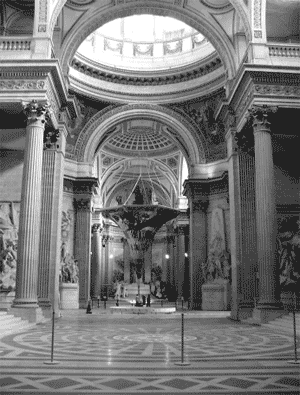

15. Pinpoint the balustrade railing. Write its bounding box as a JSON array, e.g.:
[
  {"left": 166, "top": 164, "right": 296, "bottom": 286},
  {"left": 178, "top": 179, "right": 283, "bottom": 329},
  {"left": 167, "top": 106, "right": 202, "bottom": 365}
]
[
  {"left": 268, "top": 44, "right": 300, "bottom": 58},
  {"left": 0, "top": 37, "right": 32, "bottom": 51}
]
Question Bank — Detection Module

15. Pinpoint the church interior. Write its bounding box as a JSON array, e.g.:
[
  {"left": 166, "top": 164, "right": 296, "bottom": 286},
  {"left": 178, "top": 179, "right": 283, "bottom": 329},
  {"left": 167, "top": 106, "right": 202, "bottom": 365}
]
[{"left": 0, "top": 1, "right": 299, "bottom": 394}]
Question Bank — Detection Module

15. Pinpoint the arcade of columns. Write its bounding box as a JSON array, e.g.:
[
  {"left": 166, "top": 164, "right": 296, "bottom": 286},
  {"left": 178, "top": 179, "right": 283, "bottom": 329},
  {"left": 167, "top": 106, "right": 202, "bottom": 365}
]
[{"left": 4, "top": 71, "right": 298, "bottom": 323}]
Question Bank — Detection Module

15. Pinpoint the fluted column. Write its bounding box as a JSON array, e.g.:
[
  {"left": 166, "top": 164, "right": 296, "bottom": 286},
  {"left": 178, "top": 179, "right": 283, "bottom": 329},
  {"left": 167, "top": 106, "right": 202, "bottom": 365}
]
[
  {"left": 13, "top": 100, "right": 49, "bottom": 314},
  {"left": 74, "top": 198, "right": 92, "bottom": 308},
  {"left": 250, "top": 105, "right": 280, "bottom": 309},
  {"left": 38, "top": 126, "right": 66, "bottom": 316},
  {"left": 90, "top": 224, "right": 102, "bottom": 298}
]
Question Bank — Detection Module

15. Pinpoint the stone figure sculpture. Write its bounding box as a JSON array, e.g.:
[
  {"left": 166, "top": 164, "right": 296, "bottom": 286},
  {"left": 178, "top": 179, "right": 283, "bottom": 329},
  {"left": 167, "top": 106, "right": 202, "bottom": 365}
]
[
  {"left": 202, "top": 207, "right": 230, "bottom": 283},
  {"left": 60, "top": 253, "right": 79, "bottom": 283},
  {"left": 0, "top": 239, "right": 17, "bottom": 291},
  {"left": 276, "top": 217, "right": 300, "bottom": 290}
]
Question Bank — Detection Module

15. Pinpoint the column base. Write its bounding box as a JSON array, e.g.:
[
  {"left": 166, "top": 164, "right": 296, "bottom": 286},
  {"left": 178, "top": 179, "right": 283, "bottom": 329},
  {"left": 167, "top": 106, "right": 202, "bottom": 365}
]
[
  {"left": 10, "top": 306, "right": 45, "bottom": 323},
  {"left": 38, "top": 299, "right": 52, "bottom": 309}
]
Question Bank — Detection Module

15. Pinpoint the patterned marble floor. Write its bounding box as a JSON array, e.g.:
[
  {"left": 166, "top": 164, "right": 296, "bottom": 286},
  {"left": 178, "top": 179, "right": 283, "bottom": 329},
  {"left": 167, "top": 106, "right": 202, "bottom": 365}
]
[{"left": 0, "top": 309, "right": 299, "bottom": 394}]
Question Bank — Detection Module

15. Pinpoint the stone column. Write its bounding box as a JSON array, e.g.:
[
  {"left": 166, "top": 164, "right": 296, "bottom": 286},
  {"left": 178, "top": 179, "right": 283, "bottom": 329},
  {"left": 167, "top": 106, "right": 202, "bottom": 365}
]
[
  {"left": 38, "top": 125, "right": 66, "bottom": 317},
  {"left": 183, "top": 180, "right": 208, "bottom": 310},
  {"left": 90, "top": 224, "right": 102, "bottom": 299},
  {"left": 12, "top": 100, "right": 49, "bottom": 322},
  {"left": 166, "top": 223, "right": 175, "bottom": 300},
  {"left": 175, "top": 225, "right": 187, "bottom": 300},
  {"left": 102, "top": 234, "right": 113, "bottom": 297},
  {"left": 250, "top": 105, "right": 280, "bottom": 311}
]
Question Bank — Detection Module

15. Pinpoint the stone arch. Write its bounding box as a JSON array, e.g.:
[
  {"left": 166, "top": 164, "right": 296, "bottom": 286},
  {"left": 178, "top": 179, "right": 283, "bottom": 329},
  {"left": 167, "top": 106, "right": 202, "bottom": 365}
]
[
  {"left": 58, "top": 2, "right": 240, "bottom": 79},
  {"left": 74, "top": 104, "right": 208, "bottom": 171}
]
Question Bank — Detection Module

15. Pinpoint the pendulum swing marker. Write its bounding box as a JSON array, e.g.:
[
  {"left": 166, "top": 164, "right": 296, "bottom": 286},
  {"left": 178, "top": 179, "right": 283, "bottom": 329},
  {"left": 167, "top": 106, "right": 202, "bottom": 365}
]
[
  {"left": 44, "top": 310, "right": 60, "bottom": 365},
  {"left": 175, "top": 313, "right": 191, "bottom": 366},
  {"left": 287, "top": 292, "right": 300, "bottom": 364}
]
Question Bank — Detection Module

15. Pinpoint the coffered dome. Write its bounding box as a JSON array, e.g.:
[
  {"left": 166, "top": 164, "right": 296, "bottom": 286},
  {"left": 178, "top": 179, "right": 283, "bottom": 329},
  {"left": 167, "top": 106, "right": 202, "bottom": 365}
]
[{"left": 102, "top": 120, "right": 177, "bottom": 157}]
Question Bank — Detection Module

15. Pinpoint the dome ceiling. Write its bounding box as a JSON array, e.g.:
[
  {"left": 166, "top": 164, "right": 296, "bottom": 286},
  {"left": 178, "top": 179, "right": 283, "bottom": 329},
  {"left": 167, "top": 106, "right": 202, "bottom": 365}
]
[
  {"left": 77, "top": 15, "right": 213, "bottom": 72},
  {"left": 102, "top": 120, "right": 178, "bottom": 157},
  {"left": 70, "top": 14, "right": 225, "bottom": 103}
]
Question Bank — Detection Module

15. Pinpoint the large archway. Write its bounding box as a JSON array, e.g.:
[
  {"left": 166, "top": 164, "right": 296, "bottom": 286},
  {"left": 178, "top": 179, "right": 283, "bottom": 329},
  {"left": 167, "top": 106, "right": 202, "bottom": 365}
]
[
  {"left": 59, "top": 3, "right": 239, "bottom": 80},
  {"left": 74, "top": 103, "right": 208, "bottom": 170}
]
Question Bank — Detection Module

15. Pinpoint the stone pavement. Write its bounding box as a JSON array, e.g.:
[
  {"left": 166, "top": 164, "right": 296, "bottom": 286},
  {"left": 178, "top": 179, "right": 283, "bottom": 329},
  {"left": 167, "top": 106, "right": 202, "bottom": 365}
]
[{"left": 0, "top": 308, "right": 299, "bottom": 394}]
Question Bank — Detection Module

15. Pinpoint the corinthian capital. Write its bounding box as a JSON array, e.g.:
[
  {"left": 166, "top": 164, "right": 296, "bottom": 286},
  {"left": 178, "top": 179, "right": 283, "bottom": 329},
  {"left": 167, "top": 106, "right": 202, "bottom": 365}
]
[
  {"left": 247, "top": 105, "right": 277, "bottom": 133},
  {"left": 23, "top": 100, "right": 50, "bottom": 125}
]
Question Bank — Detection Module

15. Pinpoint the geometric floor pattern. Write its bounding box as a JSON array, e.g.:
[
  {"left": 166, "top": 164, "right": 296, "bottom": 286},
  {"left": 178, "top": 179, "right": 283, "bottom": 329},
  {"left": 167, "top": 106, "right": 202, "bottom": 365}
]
[{"left": 0, "top": 310, "right": 299, "bottom": 394}]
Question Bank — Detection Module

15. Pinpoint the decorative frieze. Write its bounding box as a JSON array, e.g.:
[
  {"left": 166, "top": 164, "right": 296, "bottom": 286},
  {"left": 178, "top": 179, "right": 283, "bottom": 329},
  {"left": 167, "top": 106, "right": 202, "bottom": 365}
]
[
  {"left": 254, "top": 84, "right": 300, "bottom": 97},
  {"left": 39, "top": 0, "right": 48, "bottom": 23},
  {"left": 0, "top": 80, "right": 46, "bottom": 90},
  {"left": 253, "top": 0, "right": 262, "bottom": 29}
]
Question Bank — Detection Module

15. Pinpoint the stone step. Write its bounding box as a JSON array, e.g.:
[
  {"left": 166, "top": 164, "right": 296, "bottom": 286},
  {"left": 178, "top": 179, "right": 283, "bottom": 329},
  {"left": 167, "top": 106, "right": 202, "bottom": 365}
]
[
  {"left": 0, "top": 315, "right": 24, "bottom": 325},
  {"left": 0, "top": 312, "right": 34, "bottom": 337}
]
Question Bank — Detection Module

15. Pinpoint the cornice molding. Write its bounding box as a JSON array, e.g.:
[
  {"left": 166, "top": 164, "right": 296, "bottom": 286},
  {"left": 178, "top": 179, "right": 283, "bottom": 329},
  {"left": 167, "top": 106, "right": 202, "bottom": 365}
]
[
  {"left": 69, "top": 68, "right": 225, "bottom": 104},
  {"left": 217, "top": 66, "right": 300, "bottom": 132},
  {"left": 0, "top": 61, "right": 79, "bottom": 121},
  {"left": 71, "top": 55, "right": 222, "bottom": 87}
]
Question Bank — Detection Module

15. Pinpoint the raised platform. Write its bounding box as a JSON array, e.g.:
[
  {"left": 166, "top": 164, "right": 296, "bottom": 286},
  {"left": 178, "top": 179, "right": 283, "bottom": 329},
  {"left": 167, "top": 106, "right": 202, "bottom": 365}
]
[{"left": 110, "top": 306, "right": 176, "bottom": 314}]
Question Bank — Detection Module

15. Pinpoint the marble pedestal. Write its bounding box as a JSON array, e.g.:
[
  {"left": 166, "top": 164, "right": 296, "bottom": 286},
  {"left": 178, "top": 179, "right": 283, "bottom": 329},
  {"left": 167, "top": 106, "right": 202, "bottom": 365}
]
[
  {"left": 59, "top": 283, "right": 79, "bottom": 309},
  {"left": 202, "top": 279, "right": 231, "bottom": 311}
]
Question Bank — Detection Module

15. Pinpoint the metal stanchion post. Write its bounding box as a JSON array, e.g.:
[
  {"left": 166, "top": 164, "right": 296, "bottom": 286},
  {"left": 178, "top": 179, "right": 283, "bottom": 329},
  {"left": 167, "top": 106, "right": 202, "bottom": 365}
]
[
  {"left": 175, "top": 313, "right": 190, "bottom": 366},
  {"left": 181, "top": 297, "right": 184, "bottom": 311},
  {"left": 288, "top": 292, "right": 299, "bottom": 364},
  {"left": 44, "top": 310, "right": 60, "bottom": 365}
]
